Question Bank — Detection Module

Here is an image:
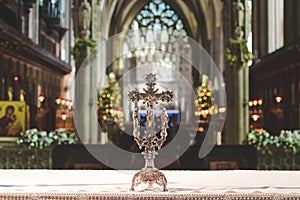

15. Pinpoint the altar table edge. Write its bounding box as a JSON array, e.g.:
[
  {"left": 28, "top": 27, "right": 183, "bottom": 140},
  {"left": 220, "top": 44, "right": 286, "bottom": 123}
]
[
  {"left": 1, "top": 170, "right": 300, "bottom": 199},
  {"left": 1, "top": 192, "right": 300, "bottom": 200}
]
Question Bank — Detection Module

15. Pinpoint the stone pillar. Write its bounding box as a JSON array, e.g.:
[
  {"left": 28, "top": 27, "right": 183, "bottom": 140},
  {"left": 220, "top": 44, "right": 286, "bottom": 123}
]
[
  {"left": 223, "top": 0, "right": 250, "bottom": 144},
  {"left": 73, "top": 0, "right": 113, "bottom": 143},
  {"left": 74, "top": 60, "right": 90, "bottom": 143},
  {"left": 72, "top": 0, "right": 93, "bottom": 143},
  {"left": 92, "top": 0, "right": 112, "bottom": 143}
]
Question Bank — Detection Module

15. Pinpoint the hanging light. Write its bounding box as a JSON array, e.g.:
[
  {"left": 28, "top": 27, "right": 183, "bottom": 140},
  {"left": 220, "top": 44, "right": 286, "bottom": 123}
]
[
  {"left": 251, "top": 114, "right": 260, "bottom": 122},
  {"left": 248, "top": 100, "right": 253, "bottom": 107},
  {"left": 65, "top": 100, "right": 70, "bottom": 106},
  {"left": 38, "top": 93, "right": 45, "bottom": 102},
  {"left": 61, "top": 112, "right": 67, "bottom": 121},
  {"left": 253, "top": 100, "right": 258, "bottom": 106},
  {"left": 258, "top": 98, "right": 263, "bottom": 105},
  {"left": 275, "top": 95, "right": 283, "bottom": 103},
  {"left": 55, "top": 97, "right": 62, "bottom": 105},
  {"left": 69, "top": 101, "right": 74, "bottom": 107},
  {"left": 13, "top": 76, "right": 19, "bottom": 82}
]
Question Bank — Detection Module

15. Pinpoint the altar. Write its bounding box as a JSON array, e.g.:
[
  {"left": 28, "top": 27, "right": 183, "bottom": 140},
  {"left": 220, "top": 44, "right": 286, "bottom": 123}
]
[{"left": 1, "top": 170, "right": 300, "bottom": 199}]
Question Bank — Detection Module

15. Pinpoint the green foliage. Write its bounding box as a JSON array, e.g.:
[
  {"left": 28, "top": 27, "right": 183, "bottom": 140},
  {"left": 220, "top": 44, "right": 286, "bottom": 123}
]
[
  {"left": 72, "top": 38, "right": 97, "bottom": 67},
  {"left": 225, "top": 38, "right": 253, "bottom": 68},
  {"left": 248, "top": 129, "right": 300, "bottom": 153},
  {"left": 17, "top": 128, "right": 78, "bottom": 149}
]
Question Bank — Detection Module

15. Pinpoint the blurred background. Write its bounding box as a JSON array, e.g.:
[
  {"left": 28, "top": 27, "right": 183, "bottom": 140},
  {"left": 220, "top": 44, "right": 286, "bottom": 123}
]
[{"left": 0, "top": 0, "right": 299, "bottom": 170}]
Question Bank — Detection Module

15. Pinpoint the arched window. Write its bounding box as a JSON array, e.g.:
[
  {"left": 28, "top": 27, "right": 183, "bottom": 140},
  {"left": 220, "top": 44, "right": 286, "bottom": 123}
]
[
  {"left": 123, "top": 0, "right": 191, "bottom": 78},
  {"left": 130, "top": 0, "right": 188, "bottom": 44},
  {"left": 122, "top": 0, "right": 193, "bottom": 123}
]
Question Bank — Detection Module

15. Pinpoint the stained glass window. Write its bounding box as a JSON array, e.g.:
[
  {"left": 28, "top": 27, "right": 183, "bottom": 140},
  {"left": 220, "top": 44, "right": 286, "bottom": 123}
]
[{"left": 130, "top": 0, "right": 187, "bottom": 42}]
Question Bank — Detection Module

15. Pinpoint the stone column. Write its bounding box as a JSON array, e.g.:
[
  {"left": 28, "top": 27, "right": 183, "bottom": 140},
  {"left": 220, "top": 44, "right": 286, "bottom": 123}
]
[
  {"left": 74, "top": 60, "right": 90, "bottom": 143},
  {"left": 89, "top": 0, "right": 103, "bottom": 144},
  {"left": 223, "top": 0, "right": 250, "bottom": 144},
  {"left": 72, "top": 0, "right": 92, "bottom": 143}
]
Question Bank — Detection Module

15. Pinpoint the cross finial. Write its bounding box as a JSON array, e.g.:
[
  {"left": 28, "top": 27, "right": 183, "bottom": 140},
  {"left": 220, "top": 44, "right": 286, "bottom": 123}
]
[{"left": 145, "top": 73, "right": 157, "bottom": 84}]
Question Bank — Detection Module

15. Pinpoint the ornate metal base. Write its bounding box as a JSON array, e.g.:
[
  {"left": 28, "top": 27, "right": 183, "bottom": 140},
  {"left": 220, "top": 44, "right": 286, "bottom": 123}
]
[{"left": 130, "top": 168, "right": 167, "bottom": 192}]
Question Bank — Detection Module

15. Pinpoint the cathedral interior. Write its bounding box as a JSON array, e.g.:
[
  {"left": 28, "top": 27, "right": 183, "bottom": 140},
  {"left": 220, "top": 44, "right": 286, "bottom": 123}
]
[{"left": 0, "top": 0, "right": 299, "bottom": 170}]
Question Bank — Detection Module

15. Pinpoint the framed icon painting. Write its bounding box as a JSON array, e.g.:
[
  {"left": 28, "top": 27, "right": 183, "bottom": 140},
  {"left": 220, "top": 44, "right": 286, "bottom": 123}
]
[{"left": 0, "top": 101, "right": 28, "bottom": 141}]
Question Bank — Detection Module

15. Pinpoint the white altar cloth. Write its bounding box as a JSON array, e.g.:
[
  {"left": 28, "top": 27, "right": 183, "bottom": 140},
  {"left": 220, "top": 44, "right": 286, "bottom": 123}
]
[{"left": 0, "top": 170, "right": 300, "bottom": 199}]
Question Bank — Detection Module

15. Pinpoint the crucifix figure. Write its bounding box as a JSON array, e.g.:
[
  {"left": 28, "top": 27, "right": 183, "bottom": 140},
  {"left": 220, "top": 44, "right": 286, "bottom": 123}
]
[{"left": 128, "top": 73, "right": 174, "bottom": 191}]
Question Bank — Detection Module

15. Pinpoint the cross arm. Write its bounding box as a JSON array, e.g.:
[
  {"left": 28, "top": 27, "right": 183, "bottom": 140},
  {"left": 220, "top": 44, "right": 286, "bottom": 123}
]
[{"left": 156, "top": 91, "right": 174, "bottom": 103}]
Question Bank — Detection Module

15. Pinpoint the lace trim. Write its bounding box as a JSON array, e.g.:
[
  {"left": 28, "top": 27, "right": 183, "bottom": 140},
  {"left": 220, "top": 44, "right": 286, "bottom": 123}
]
[{"left": 0, "top": 192, "right": 299, "bottom": 200}]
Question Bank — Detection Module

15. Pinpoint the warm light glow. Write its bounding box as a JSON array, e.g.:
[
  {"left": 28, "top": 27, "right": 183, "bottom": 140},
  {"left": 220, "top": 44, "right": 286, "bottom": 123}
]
[
  {"left": 38, "top": 93, "right": 45, "bottom": 102},
  {"left": 108, "top": 72, "right": 115, "bottom": 79},
  {"left": 258, "top": 99, "right": 263, "bottom": 105},
  {"left": 55, "top": 98, "right": 61, "bottom": 105},
  {"left": 219, "top": 107, "right": 226, "bottom": 113},
  {"left": 61, "top": 112, "right": 67, "bottom": 121},
  {"left": 69, "top": 101, "right": 73, "bottom": 106},
  {"left": 275, "top": 96, "right": 283, "bottom": 103},
  {"left": 198, "top": 127, "right": 204, "bottom": 132},
  {"left": 253, "top": 100, "right": 258, "bottom": 106},
  {"left": 248, "top": 101, "right": 253, "bottom": 107},
  {"left": 66, "top": 100, "right": 70, "bottom": 106},
  {"left": 251, "top": 114, "right": 260, "bottom": 121},
  {"left": 61, "top": 99, "right": 66, "bottom": 105},
  {"left": 13, "top": 76, "right": 19, "bottom": 82}
]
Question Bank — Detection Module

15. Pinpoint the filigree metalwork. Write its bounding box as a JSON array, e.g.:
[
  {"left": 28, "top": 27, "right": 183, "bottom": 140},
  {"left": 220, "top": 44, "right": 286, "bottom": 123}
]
[{"left": 128, "top": 73, "right": 174, "bottom": 192}]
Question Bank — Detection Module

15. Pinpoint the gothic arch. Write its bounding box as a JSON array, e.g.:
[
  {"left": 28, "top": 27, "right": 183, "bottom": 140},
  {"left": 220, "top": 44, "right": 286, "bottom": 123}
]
[{"left": 108, "top": 0, "right": 209, "bottom": 46}]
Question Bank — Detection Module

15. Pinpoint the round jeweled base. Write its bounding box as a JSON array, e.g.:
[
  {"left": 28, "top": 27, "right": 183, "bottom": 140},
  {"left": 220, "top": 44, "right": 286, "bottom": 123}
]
[{"left": 130, "top": 168, "right": 167, "bottom": 192}]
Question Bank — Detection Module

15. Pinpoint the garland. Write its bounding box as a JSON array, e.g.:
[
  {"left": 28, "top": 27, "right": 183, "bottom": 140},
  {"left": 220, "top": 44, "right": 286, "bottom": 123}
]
[
  {"left": 72, "top": 38, "right": 97, "bottom": 67},
  {"left": 225, "top": 38, "right": 253, "bottom": 68}
]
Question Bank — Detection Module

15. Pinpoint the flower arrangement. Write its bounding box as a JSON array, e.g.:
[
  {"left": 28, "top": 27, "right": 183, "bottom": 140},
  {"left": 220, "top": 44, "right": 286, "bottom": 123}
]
[
  {"left": 194, "top": 75, "right": 218, "bottom": 121},
  {"left": 225, "top": 38, "right": 253, "bottom": 68},
  {"left": 17, "top": 128, "right": 78, "bottom": 149},
  {"left": 98, "top": 73, "right": 125, "bottom": 131},
  {"left": 278, "top": 130, "right": 300, "bottom": 150},
  {"left": 248, "top": 129, "right": 300, "bottom": 152}
]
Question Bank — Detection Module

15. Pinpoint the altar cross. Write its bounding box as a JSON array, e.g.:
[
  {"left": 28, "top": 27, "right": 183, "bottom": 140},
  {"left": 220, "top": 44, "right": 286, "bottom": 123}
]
[{"left": 128, "top": 73, "right": 174, "bottom": 138}]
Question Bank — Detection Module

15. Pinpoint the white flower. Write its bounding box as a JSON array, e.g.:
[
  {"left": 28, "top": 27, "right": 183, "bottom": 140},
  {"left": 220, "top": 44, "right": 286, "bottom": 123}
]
[
  {"left": 18, "top": 128, "right": 78, "bottom": 149},
  {"left": 40, "top": 131, "right": 47, "bottom": 137},
  {"left": 48, "top": 132, "right": 54, "bottom": 137}
]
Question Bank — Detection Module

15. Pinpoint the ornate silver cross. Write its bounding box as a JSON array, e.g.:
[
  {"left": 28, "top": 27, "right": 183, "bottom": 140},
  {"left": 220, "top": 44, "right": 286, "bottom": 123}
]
[{"left": 128, "top": 73, "right": 174, "bottom": 191}]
